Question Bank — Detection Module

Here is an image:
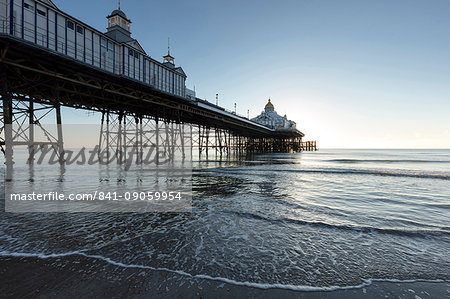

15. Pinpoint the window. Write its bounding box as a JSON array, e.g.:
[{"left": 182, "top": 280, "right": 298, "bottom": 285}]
[
  {"left": 76, "top": 25, "right": 83, "bottom": 34},
  {"left": 67, "top": 21, "right": 75, "bottom": 30},
  {"left": 37, "top": 9, "right": 46, "bottom": 16},
  {"left": 107, "top": 41, "right": 114, "bottom": 59},
  {"left": 24, "top": 3, "right": 33, "bottom": 10},
  {"left": 129, "top": 49, "right": 134, "bottom": 56},
  {"left": 134, "top": 52, "right": 139, "bottom": 59},
  {"left": 100, "top": 38, "right": 107, "bottom": 56}
]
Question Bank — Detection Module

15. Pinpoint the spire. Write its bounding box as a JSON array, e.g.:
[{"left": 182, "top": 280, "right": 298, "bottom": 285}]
[
  {"left": 163, "top": 37, "right": 175, "bottom": 64},
  {"left": 168, "top": 37, "right": 171, "bottom": 56},
  {"left": 118, "top": 0, "right": 120, "bottom": 10}
]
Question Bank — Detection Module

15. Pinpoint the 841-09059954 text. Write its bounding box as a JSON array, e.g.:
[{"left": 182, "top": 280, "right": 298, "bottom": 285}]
[{"left": 9, "top": 191, "right": 184, "bottom": 201}]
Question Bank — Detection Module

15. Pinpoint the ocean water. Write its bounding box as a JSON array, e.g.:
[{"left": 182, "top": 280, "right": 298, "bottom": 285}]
[{"left": 0, "top": 149, "right": 449, "bottom": 291}]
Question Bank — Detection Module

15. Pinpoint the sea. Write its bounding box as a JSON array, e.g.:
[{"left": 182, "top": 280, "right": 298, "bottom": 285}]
[{"left": 0, "top": 149, "right": 449, "bottom": 294}]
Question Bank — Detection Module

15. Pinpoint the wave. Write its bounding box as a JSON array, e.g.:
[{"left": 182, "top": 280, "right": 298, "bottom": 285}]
[
  {"left": 229, "top": 211, "right": 450, "bottom": 238},
  {"left": 0, "top": 251, "right": 447, "bottom": 292},
  {"left": 303, "top": 169, "right": 450, "bottom": 180},
  {"left": 327, "top": 159, "right": 450, "bottom": 164},
  {"left": 215, "top": 168, "right": 450, "bottom": 180}
]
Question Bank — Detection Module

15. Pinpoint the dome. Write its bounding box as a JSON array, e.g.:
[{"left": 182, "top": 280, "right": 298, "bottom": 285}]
[
  {"left": 264, "top": 99, "right": 274, "bottom": 110},
  {"left": 108, "top": 9, "right": 129, "bottom": 21}
]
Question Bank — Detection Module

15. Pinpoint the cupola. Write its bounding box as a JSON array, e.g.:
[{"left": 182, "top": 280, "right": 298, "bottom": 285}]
[{"left": 264, "top": 98, "right": 275, "bottom": 112}]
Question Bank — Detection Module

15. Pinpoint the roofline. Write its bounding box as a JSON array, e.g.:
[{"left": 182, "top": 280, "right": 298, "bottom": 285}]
[
  {"left": 31, "top": 0, "right": 184, "bottom": 75},
  {"left": 37, "top": 0, "right": 57, "bottom": 9}
]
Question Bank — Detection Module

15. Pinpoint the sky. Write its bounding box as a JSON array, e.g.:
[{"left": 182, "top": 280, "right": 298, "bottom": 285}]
[{"left": 53, "top": 0, "right": 450, "bottom": 148}]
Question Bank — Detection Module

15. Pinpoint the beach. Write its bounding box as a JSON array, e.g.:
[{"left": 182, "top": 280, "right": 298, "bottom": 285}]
[
  {"left": 1, "top": 255, "right": 448, "bottom": 298},
  {"left": 1, "top": 149, "right": 449, "bottom": 297}
]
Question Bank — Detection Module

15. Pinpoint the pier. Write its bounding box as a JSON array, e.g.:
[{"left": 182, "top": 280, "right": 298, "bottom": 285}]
[{"left": 0, "top": 0, "right": 317, "bottom": 165}]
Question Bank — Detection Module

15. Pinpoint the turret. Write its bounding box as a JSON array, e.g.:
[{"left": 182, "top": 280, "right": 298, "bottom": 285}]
[
  {"left": 264, "top": 98, "right": 275, "bottom": 112},
  {"left": 105, "top": 1, "right": 133, "bottom": 42},
  {"left": 163, "top": 38, "right": 175, "bottom": 68}
]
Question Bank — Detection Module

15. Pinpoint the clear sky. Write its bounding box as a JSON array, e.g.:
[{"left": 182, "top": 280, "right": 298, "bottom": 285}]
[{"left": 54, "top": 0, "right": 450, "bottom": 148}]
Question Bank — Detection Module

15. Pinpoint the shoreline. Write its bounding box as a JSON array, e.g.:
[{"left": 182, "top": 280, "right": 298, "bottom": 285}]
[{"left": 1, "top": 255, "right": 448, "bottom": 298}]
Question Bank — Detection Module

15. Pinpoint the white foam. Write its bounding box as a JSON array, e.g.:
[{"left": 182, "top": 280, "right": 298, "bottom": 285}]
[{"left": 0, "top": 251, "right": 447, "bottom": 292}]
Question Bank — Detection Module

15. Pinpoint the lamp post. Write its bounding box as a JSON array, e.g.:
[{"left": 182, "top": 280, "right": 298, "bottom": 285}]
[
  {"left": 234, "top": 103, "right": 237, "bottom": 114},
  {"left": 216, "top": 94, "right": 218, "bottom": 106}
]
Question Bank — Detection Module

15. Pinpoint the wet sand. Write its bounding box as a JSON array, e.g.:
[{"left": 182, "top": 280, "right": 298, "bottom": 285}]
[{"left": 1, "top": 256, "right": 448, "bottom": 298}]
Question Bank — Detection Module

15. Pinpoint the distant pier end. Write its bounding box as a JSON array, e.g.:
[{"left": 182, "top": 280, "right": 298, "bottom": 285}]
[{"left": 251, "top": 99, "right": 317, "bottom": 151}]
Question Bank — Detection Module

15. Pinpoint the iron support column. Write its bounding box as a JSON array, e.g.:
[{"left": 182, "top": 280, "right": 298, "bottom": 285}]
[{"left": 1, "top": 64, "right": 13, "bottom": 179}]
